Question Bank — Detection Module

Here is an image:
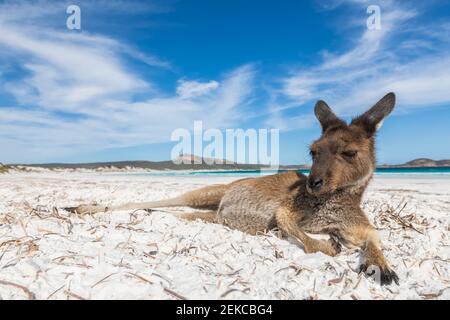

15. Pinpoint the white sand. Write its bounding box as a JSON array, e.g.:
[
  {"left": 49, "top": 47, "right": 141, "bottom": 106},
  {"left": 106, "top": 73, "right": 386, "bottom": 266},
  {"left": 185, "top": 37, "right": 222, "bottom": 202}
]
[{"left": 0, "top": 171, "right": 448, "bottom": 300}]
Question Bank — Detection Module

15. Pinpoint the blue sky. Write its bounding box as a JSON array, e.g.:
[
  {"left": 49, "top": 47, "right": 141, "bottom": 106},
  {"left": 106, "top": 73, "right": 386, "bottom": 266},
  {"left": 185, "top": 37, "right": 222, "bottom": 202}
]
[{"left": 0, "top": 0, "right": 449, "bottom": 165}]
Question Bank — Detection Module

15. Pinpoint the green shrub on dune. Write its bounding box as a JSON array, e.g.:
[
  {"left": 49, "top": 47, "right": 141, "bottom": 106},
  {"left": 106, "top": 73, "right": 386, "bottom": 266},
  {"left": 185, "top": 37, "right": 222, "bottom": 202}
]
[{"left": 0, "top": 163, "right": 9, "bottom": 174}]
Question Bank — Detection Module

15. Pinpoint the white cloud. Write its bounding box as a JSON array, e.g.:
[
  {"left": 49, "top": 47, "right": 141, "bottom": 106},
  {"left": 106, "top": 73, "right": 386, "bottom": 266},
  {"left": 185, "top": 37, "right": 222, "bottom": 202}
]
[
  {"left": 1, "top": 61, "right": 255, "bottom": 162},
  {"left": 274, "top": 0, "right": 450, "bottom": 129},
  {"left": 176, "top": 79, "right": 219, "bottom": 99},
  {"left": 0, "top": 0, "right": 169, "bottom": 23},
  {"left": 0, "top": 0, "right": 256, "bottom": 163}
]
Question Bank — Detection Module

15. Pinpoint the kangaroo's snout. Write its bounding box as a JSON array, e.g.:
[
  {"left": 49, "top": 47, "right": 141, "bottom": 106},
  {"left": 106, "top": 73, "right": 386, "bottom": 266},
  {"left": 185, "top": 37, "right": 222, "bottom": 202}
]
[{"left": 308, "top": 175, "right": 324, "bottom": 191}]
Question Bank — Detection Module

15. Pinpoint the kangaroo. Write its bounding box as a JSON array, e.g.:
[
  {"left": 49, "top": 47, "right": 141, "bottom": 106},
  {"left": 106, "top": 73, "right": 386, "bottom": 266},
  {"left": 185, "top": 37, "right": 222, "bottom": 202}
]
[{"left": 67, "top": 92, "right": 399, "bottom": 286}]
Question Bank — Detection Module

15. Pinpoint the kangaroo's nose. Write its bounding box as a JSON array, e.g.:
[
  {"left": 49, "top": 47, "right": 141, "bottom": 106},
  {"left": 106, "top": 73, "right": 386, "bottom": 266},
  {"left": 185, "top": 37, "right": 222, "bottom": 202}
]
[{"left": 308, "top": 177, "right": 323, "bottom": 190}]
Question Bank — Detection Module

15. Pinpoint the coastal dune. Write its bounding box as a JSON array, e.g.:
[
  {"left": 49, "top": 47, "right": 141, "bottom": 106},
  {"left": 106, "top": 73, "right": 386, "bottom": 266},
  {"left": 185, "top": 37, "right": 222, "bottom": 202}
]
[{"left": 0, "top": 171, "right": 448, "bottom": 299}]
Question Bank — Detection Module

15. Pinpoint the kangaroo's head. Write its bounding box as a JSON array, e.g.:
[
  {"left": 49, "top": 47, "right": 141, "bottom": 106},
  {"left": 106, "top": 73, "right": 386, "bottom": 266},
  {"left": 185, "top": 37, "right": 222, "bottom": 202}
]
[{"left": 307, "top": 92, "right": 396, "bottom": 196}]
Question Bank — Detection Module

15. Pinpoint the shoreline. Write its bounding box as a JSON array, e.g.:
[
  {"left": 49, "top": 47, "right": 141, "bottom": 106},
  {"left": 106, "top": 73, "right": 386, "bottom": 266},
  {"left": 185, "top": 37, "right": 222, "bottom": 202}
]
[{"left": 2, "top": 167, "right": 450, "bottom": 178}]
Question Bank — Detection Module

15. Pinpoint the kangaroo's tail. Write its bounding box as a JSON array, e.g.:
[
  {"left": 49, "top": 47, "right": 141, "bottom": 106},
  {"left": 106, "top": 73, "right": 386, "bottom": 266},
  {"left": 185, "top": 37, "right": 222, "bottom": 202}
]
[{"left": 65, "top": 183, "right": 232, "bottom": 215}]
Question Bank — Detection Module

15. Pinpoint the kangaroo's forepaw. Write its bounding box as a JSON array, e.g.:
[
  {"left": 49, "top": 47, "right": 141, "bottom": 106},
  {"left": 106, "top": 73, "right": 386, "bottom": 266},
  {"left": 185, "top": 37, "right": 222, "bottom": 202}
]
[
  {"left": 304, "top": 237, "right": 341, "bottom": 257},
  {"left": 359, "top": 264, "right": 399, "bottom": 286},
  {"left": 64, "top": 204, "right": 107, "bottom": 215}
]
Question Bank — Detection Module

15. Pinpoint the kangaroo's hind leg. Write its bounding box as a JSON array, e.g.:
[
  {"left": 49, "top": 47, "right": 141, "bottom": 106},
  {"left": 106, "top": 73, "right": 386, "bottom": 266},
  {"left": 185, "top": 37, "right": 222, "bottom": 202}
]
[{"left": 65, "top": 183, "right": 231, "bottom": 215}]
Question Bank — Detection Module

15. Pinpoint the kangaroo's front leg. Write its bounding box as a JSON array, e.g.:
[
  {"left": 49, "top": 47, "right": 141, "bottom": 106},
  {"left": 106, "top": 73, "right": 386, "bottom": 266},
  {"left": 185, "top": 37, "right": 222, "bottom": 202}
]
[
  {"left": 276, "top": 207, "right": 341, "bottom": 257},
  {"left": 341, "top": 224, "right": 399, "bottom": 286}
]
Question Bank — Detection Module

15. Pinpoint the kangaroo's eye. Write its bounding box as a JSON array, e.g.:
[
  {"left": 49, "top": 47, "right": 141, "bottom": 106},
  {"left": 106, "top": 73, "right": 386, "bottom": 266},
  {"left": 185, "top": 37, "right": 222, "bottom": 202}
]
[
  {"left": 310, "top": 150, "right": 317, "bottom": 158},
  {"left": 342, "top": 150, "right": 357, "bottom": 158}
]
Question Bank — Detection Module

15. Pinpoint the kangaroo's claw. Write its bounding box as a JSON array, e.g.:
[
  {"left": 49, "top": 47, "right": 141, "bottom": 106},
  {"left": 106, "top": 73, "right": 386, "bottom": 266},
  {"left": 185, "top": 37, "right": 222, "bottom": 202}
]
[
  {"left": 381, "top": 268, "right": 399, "bottom": 286},
  {"left": 328, "top": 235, "right": 342, "bottom": 254},
  {"left": 359, "top": 264, "right": 399, "bottom": 286}
]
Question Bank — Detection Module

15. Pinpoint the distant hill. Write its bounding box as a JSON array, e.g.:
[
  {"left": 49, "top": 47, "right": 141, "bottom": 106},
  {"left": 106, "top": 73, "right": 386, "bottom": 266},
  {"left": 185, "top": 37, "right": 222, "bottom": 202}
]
[
  {"left": 380, "top": 158, "right": 450, "bottom": 168},
  {"left": 11, "top": 154, "right": 306, "bottom": 171},
  {"left": 12, "top": 158, "right": 269, "bottom": 171},
  {"left": 15, "top": 161, "right": 267, "bottom": 171},
  {"left": 7, "top": 156, "right": 450, "bottom": 172},
  {"left": 403, "top": 158, "right": 450, "bottom": 167}
]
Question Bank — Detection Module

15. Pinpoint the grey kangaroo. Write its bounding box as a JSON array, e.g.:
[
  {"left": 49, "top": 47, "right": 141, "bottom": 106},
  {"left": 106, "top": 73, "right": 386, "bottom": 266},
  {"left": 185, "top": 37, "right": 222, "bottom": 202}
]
[{"left": 67, "top": 92, "right": 399, "bottom": 286}]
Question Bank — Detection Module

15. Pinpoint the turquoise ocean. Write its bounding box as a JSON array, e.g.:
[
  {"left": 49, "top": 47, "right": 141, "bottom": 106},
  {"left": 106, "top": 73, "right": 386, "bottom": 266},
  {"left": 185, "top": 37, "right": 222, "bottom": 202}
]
[{"left": 124, "top": 167, "right": 450, "bottom": 177}]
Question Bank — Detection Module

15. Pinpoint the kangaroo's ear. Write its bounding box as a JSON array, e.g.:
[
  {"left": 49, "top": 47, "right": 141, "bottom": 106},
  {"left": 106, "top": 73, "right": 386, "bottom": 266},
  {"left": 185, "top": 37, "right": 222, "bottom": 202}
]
[
  {"left": 314, "top": 100, "right": 345, "bottom": 132},
  {"left": 351, "top": 92, "right": 396, "bottom": 136}
]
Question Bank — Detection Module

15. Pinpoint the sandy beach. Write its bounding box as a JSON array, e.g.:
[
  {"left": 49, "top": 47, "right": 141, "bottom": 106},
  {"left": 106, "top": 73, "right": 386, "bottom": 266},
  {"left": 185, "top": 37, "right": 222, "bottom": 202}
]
[{"left": 0, "top": 171, "right": 448, "bottom": 300}]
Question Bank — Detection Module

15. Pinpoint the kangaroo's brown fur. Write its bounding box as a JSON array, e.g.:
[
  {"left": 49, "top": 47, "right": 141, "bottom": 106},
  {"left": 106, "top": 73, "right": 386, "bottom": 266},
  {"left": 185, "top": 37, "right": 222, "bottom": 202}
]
[{"left": 67, "top": 92, "right": 399, "bottom": 286}]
